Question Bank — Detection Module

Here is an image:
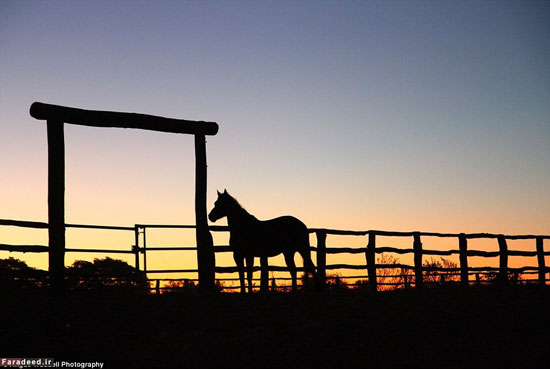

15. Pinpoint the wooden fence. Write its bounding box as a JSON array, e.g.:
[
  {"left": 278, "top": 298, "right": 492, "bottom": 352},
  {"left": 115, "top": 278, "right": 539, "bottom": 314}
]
[
  {"left": 309, "top": 228, "right": 549, "bottom": 291},
  {"left": 1, "top": 219, "right": 549, "bottom": 292}
]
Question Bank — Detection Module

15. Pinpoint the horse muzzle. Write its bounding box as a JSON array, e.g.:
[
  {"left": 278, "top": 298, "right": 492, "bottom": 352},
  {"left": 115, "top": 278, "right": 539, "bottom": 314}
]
[{"left": 208, "top": 210, "right": 221, "bottom": 222}]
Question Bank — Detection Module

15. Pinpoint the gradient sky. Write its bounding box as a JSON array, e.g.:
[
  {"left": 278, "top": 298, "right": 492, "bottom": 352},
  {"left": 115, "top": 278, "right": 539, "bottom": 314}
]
[{"left": 1, "top": 1, "right": 549, "bottom": 273}]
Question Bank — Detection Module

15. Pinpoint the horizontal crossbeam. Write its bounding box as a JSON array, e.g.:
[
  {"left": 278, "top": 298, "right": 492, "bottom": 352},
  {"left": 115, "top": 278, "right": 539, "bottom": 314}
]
[{"left": 30, "top": 102, "right": 219, "bottom": 136}]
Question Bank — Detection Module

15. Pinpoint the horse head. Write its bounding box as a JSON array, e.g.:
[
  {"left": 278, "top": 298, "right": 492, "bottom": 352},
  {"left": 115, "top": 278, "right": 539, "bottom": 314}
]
[{"left": 208, "top": 189, "right": 239, "bottom": 222}]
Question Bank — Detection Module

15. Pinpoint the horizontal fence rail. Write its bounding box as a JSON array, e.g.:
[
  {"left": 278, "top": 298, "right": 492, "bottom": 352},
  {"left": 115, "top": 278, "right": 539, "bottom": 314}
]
[{"left": 1, "top": 218, "right": 549, "bottom": 292}]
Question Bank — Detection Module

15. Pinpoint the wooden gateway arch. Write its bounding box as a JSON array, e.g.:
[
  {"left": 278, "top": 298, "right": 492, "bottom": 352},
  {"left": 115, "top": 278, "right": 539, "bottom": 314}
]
[{"left": 30, "top": 102, "right": 219, "bottom": 292}]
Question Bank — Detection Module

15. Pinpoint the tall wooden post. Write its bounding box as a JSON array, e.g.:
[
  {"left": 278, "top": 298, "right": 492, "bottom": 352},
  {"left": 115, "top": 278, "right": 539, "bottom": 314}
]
[
  {"left": 459, "top": 233, "right": 469, "bottom": 287},
  {"left": 536, "top": 237, "right": 545, "bottom": 286},
  {"left": 194, "top": 133, "right": 215, "bottom": 291},
  {"left": 316, "top": 231, "right": 327, "bottom": 287},
  {"left": 366, "top": 231, "right": 377, "bottom": 292},
  {"left": 497, "top": 235, "right": 508, "bottom": 285},
  {"left": 47, "top": 120, "right": 66, "bottom": 294},
  {"left": 413, "top": 232, "right": 423, "bottom": 289}
]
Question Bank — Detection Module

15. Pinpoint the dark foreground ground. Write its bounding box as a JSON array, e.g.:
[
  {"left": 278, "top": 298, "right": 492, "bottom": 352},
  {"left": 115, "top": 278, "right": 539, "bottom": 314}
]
[{"left": 1, "top": 286, "right": 548, "bottom": 368}]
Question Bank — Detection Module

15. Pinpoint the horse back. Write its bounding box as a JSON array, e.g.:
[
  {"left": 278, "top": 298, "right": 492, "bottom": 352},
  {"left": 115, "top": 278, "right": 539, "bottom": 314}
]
[
  {"left": 262, "top": 215, "right": 307, "bottom": 233},
  {"left": 229, "top": 215, "right": 310, "bottom": 257},
  {"left": 259, "top": 215, "right": 309, "bottom": 256}
]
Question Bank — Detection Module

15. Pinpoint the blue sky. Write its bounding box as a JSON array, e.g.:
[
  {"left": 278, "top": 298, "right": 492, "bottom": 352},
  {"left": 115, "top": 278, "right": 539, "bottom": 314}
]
[{"left": 1, "top": 0, "right": 549, "bottom": 238}]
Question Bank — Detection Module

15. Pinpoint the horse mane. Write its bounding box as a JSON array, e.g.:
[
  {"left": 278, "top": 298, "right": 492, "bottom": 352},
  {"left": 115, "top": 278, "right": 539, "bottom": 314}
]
[
  {"left": 219, "top": 192, "right": 257, "bottom": 222},
  {"left": 225, "top": 193, "right": 245, "bottom": 211}
]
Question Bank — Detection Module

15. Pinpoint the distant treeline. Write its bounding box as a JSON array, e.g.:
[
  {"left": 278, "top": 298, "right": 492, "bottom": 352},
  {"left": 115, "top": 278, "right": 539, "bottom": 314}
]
[{"left": 0, "top": 257, "right": 148, "bottom": 293}]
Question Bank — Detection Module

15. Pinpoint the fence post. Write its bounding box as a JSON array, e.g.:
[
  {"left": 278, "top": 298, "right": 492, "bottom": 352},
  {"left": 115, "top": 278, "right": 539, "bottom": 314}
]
[
  {"left": 194, "top": 133, "right": 215, "bottom": 291},
  {"left": 47, "top": 120, "right": 66, "bottom": 294},
  {"left": 497, "top": 235, "right": 508, "bottom": 285},
  {"left": 459, "top": 233, "right": 468, "bottom": 287},
  {"left": 133, "top": 225, "right": 140, "bottom": 271},
  {"left": 366, "top": 231, "right": 377, "bottom": 292},
  {"left": 143, "top": 227, "right": 148, "bottom": 276},
  {"left": 132, "top": 245, "right": 140, "bottom": 271},
  {"left": 536, "top": 237, "right": 546, "bottom": 285},
  {"left": 316, "top": 231, "right": 326, "bottom": 287},
  {"left": 413, "top": 232, "right": 423, "bottom": 289}
]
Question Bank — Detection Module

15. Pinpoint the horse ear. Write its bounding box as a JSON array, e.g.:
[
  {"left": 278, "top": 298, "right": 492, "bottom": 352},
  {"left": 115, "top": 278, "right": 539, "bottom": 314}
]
[
  {"left": 217, "top": 190, "right": 221, "bottom": 196},
  {"left": 223, "top": 189, "right": 228, "bottom": 195}
]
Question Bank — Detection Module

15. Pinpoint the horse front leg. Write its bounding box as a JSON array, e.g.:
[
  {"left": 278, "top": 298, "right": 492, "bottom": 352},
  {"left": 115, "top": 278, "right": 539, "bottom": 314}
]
[
  {"left": 260, "top": 256, "right": 269, "bottom": 293},
  {"left": 233, "top": 253, "right": 246, "bottom": 294},
  {"left": 245, "top": 256, "right": 254, "bottom": 293}
]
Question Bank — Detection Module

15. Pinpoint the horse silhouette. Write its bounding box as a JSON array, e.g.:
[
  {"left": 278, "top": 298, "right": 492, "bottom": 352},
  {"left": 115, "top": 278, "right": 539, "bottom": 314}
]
[{"left": 208, "top": 190, "right": 317, "bottom": 293}]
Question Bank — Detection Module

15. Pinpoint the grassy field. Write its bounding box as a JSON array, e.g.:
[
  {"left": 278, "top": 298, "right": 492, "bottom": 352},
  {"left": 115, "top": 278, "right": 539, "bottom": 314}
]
[{"left": 1, "top": 286, "right": 548, "bottom": 368}]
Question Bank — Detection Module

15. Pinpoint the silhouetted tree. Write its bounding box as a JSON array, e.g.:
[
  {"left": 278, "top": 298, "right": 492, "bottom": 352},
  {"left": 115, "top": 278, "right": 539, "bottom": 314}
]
[
  {"left": 0, "top": 257, "right": 46, "bottom": 292},
  {"left": 66, "top": 257, "right": 148, "bottom": 293}
]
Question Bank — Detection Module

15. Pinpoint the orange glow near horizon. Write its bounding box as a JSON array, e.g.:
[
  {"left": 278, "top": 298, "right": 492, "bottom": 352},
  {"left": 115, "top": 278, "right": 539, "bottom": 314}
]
[
  {"left": 1, "top": 217, "right": 548, "bottom": 290},
  {"left": 1, "top": 126, "right": 548, "bottom": 287},
  {"left": 1, "top": 107, "right": 547, "bottom": 288}
]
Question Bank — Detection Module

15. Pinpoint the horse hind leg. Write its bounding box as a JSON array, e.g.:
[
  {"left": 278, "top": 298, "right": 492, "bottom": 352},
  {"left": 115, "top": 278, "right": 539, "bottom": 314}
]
[
  {"left": 245, "top": 256, "right": 254, "bottom": 293},
  {"left": 299, "top": 249, "right": 319, "bottom": 286},
  {"left": 284, "top": 252, "right": 297, "bottom": 292},
  {"left": 260, "top": 256, "right": 269, "bottom": 293},
  {"left": 297, "top": 231, "right": 318, "bottom": 282}
]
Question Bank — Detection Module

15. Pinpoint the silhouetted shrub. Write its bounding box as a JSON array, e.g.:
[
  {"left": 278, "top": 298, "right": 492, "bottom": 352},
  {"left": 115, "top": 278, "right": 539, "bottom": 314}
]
[
  {"left": 326, "top": 273, "right": 348, "bottom": 289},
  {"left": 163, "top": 279, "right": 198, "bottom": 294},
  {"left": 161, "top": 279, "right": 226, "bottom": 293},
  {"left": 423, "top": 257, "right": 460, "bottom": 286},
  {"left": 354, "top": 279, "right": 369, "bottom": 290},
  {"left": 377, "top": 254, "right": 402, "bottom": 291},
  {"left": 475, "top": 270, "right": 525, "bottom": 287},
  {"left": 298, "top": 271, "right": 346, "bottom": 291}
]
